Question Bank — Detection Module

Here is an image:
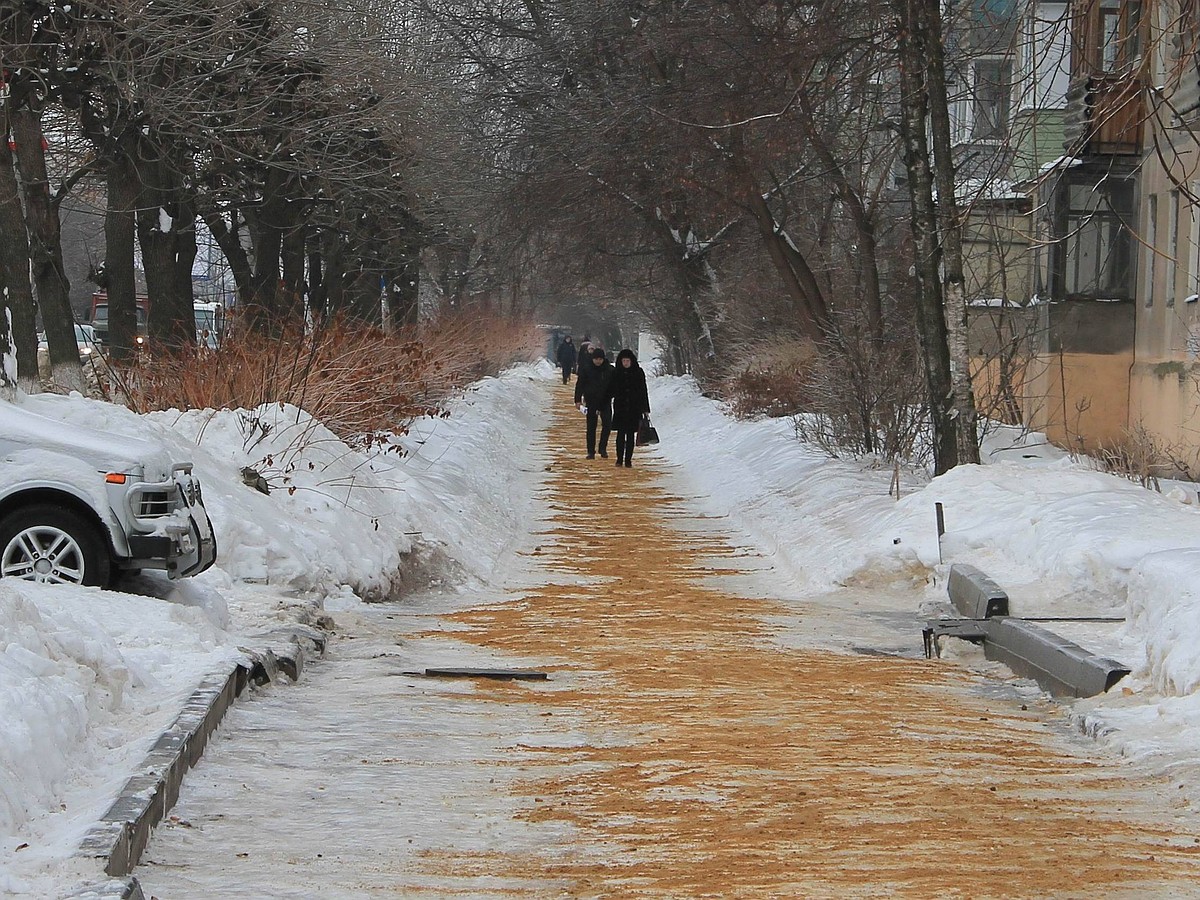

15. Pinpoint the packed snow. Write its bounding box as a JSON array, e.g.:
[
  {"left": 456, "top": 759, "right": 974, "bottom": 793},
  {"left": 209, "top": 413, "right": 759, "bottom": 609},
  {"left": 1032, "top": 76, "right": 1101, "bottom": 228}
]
[
  {"left": 5, "top": 361, "right": 1200, "bottom": 894},
  {"left": 0, "top": 362, "right": 552, "bottom": 894}
]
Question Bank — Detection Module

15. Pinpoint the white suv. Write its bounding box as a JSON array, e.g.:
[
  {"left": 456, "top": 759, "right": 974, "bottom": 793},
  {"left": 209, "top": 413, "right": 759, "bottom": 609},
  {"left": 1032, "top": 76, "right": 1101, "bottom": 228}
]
[{"left": 0, "top": 400, "right": 217, "bottom": 586}]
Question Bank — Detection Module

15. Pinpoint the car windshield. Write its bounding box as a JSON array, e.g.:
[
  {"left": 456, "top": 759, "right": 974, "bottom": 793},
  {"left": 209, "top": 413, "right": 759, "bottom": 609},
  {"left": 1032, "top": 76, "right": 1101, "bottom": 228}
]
[{"left": 92, "top": 304, "right": 147, "bottom": 326}]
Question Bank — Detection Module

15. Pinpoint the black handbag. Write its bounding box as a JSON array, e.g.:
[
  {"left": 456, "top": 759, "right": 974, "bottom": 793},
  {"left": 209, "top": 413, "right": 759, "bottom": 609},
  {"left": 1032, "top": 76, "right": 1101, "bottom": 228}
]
[{"left": 636, "top": 415, "right": 660, "bottom": 446}]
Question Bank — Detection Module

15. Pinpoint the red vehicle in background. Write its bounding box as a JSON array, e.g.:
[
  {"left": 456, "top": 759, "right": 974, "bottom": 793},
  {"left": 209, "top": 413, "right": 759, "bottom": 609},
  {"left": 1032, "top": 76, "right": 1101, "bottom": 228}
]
[{"left": 86, "top": 292, "right": 149, "bottom": 348}]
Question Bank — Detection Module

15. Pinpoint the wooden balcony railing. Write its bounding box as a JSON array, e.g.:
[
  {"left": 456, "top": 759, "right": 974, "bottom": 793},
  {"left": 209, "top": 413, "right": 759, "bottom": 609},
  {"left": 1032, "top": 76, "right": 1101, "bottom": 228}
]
[{"left": 1062, "top": 73, "right": 1145, "bottom": 155}]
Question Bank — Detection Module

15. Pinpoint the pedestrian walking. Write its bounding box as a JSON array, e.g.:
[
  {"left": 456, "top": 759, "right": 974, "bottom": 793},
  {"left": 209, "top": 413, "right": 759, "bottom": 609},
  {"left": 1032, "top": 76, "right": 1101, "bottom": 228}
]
[
  {"left": 607, "top": 349, "right": 650, "bottom": 467},
  {"left": 576, "top": 337, "right": 592, "bottom": 376},
  {"left": 555, "top": 336, "right": 578, "bottom": 384},
  {"left": 574, "top": 347, "right": 614, "bottom": 459}
]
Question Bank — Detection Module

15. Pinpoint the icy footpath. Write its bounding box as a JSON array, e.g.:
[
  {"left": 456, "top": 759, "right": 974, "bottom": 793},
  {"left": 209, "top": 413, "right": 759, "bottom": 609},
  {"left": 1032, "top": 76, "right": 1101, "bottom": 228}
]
[
  {"left": 0, "top": 361, "right": 555, "bottom": 896},
  {"left": 649, "top": 376, "right": 1200, "bottom": 775}
]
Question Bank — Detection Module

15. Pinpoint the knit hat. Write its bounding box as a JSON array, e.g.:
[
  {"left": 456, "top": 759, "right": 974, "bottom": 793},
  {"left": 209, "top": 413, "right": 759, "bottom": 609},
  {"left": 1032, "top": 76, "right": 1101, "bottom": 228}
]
[{"left": 591, "top": 348, "right": 605, "bottom": 360}]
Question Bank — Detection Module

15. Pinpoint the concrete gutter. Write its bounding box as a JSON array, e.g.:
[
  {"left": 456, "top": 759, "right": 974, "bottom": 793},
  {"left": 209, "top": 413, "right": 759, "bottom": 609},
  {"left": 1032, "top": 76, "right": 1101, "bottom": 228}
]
[
  {"left": 929, "top": 565, "right": 1130, "bottom": 699},
  {"left": 980, "top": 617, "right": 1130, "bottom": 698},
  {"left": 68, "top": 625, "right": 325, "bottom": 898}
]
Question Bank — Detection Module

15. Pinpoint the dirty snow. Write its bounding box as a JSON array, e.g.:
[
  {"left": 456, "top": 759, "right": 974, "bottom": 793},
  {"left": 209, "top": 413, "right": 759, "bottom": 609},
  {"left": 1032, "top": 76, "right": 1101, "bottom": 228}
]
[
  {"left": 648, "top": 375, "right": 1200, "bottom": 785},
  {"left": 7, "top": 362, "right": 1200, "bottom": 894}
]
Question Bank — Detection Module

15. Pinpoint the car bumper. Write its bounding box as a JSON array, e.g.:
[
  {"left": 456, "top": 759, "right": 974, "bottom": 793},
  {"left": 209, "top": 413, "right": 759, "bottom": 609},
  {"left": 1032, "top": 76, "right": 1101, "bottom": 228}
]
[
  {"left": 120, "top": 470, "right": 218, "bottom": 578},
  {"left": 125, "top": 509, "right": 216, "bottom": 578}
]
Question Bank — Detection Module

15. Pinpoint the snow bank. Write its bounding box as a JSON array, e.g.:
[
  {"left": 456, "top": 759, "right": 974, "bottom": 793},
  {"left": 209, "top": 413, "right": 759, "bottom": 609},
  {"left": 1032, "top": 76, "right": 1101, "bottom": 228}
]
[
  {"left": 17, "top": 362, "right": 553, "bottom": 600},
  {"left": 1127, "top": 550, "right": 1200, "bottom": 696},
  {"left": 649, "top": 375, "right": 1200, "bottom": 699}
]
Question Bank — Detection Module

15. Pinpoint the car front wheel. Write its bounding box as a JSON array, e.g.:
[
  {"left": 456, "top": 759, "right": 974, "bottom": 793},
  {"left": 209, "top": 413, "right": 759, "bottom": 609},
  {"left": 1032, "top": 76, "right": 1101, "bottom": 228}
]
[{"left": 0, "top": 505, "right": 112, "bottom": 587}]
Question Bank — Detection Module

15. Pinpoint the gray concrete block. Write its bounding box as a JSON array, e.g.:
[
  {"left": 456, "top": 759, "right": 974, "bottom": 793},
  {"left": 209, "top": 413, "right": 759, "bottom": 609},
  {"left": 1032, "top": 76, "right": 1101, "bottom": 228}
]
[{"left": 947, "top": 564, "right": 1009, "bottom": 618}]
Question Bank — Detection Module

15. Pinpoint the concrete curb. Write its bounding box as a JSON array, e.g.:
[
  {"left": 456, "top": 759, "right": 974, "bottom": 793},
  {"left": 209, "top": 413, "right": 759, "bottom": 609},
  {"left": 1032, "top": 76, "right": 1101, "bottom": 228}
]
[{"left": 70, "top": 626, "right": 325, "bottom": 897}]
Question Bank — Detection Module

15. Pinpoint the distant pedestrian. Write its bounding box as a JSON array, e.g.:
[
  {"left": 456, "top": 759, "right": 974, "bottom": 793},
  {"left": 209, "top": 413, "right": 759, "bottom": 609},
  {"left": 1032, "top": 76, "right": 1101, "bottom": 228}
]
[
  {"left": 555, "top": 336, "right": 577, "bottom": 384},
  {"left": 607, "top": 349, "right": 650, "bottom": 468},
  {"left": 574, "top": 347, "right": 614, "bottom": 459}
]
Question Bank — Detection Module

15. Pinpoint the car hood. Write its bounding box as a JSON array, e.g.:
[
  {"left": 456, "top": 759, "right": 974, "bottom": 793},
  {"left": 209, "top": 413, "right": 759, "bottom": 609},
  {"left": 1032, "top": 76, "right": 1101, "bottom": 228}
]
[{"left": 0, "top": 400, "right": 175, "bottom": 481}]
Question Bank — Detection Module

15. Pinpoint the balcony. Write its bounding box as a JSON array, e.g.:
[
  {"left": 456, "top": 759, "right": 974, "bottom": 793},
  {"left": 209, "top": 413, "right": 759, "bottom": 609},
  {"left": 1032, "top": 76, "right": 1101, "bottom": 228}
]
[{"left": 1063, "top": 73, "right": 1145, "bottom": 155}]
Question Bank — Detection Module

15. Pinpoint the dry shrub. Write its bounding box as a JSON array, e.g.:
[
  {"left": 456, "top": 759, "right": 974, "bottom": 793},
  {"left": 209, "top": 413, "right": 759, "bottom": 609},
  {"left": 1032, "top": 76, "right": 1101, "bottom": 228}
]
[
  {"left": 721, "top": 337, "right": 819, "bottom": 418},
  {"left": 793, "top": 316, "right": 930, "bottom": 465},
  {"left": 117, "top": 311, "right": 541, "bottom": 445},
  {"left": 1096, "top": 424, "right": 1199, "bottom": 488}
]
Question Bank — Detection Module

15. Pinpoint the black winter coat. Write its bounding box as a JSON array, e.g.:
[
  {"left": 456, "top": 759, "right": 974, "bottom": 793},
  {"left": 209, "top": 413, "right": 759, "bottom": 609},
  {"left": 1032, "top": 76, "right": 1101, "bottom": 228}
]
[
  {"left": 608, "top": 362, "right": 650, "bottom": 429},
  {"left": 575, "top": 359, "right": 614, "bottom": 408},
  {"left": 556, "top": 340, "right": 577, "bottom": 368}
]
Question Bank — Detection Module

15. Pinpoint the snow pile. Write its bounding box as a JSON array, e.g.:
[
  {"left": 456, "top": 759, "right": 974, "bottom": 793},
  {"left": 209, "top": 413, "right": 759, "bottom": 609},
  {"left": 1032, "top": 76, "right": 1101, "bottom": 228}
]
[
  {"left": 649, "top": 375, "right": 1200, "bottom": 699},
  {"left": 1127, "top": 550, "right": 1200, "bottom": 696},
  {"left": 17, "top": 362, "right": 553, "bottom": 600}
]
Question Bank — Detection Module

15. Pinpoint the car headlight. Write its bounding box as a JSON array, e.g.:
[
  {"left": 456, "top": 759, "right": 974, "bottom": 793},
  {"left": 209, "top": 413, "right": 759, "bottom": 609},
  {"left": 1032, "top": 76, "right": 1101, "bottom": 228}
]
[{"left": 135, "top": 336, "right": 146, "bottom": 346}]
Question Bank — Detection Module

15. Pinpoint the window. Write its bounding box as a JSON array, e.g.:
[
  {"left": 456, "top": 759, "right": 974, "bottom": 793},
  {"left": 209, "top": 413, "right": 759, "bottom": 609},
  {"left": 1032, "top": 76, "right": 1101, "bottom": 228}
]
[
  {"left": 1057, "top": 176, "right": 1136, "bottom": 300},
  {"left": 1168, "top": 190, "right": 1180, "bottom": 307},
  {"left": 1098, "top": 0, "right": 1142, "bottom": 72},
  {"left": 971, "top": 58, "right": 1014, "bottom": 140},
  {"left": 1145, "top": 194, "right": 1158, "bottom": 306}
]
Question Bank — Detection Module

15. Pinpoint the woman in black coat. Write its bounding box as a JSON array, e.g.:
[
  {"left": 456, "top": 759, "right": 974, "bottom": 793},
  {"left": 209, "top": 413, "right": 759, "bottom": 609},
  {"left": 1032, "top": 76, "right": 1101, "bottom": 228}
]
[{"left": 607, "top": 348, "right": 650, "bottom": 467}]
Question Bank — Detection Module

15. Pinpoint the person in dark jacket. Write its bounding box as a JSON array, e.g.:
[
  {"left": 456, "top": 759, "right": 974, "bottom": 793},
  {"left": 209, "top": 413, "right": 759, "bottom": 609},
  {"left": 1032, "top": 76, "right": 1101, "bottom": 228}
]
[
  {"left": 573, "top": 347, "right": 614, "bottom": 458},
  {"left": 555, "top": 336, "right": 577, "bottom": 384},
  {"left": 575, "top": 338, "right": 592, "bottom": 376},
  {"left": 606, "top": 348, "right": 650, "bottom": 467}
]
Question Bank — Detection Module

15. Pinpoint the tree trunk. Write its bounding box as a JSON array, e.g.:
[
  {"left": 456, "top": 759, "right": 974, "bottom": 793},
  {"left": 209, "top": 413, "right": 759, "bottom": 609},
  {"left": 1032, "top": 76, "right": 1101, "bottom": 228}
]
[
  {"left": 0, "top": 130, "right": 39, "bottom": 389},
  {"left": 174, "top": 190, "right": 199, "bottom": 326},
  {"left": 387, "top": 251, "right": 420, "bottom": 328},
  {"left": 245, "top": 169, "right": 291, "bottom": 331},
  {"left": 728, "top": 129, "right": 830, "bottom": 342},
  {"left": 921, "top": 0, "right": 980, "bottom": 465},
  {"left": 322, "top": 234, "right": 348, "bottom": 316},
  {"left": 893, "top": 0, "right": 958, "bottom": 474},
  {"left": 307, "top": 246, "right": 326, "bottom": 322},
  {"left": 135, "top": 143, "right": 195, "bottom": 351},
  {"left": 11, "top": 107, "right": 82, "bottom": 391},
  {"left": 281, "top": 221, "right": 307, "bottom": 322},
  {"left": 744, "top": 187, "right": 830, "bottom": 343},
  {"left": 105, "top": 147, "right": 140, "bottom": 361},
  {"left": 0, "top": 297, "right": 14, "bottom": 399}
]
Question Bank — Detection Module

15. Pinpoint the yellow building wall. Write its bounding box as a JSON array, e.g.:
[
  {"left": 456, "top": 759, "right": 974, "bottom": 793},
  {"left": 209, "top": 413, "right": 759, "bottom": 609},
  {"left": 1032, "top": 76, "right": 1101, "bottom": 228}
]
[
  {"left": 1021, "top": 352, "right": 1133, "bottom": 452},
  {"left": 1128, "top": 363, "right": 1200, "bottom": 476}
]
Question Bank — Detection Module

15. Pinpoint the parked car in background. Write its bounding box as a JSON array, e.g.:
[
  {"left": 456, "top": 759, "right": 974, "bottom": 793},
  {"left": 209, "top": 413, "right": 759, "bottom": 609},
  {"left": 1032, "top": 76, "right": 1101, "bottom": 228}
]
[
  {"left": 86, "top": 292, "right": 149, "bottom": 348},
  {"left": 37, "top": 322, "right": 101, "bottom": 359},
  {"left": 36, "top": 323, "right": 107, "bottom": 380},
  {"left": 194, "top": 302, "right": 226, "bottom": 350},
  {"left": 0, "top": 399, "right": 217, "bottom": 586}
]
